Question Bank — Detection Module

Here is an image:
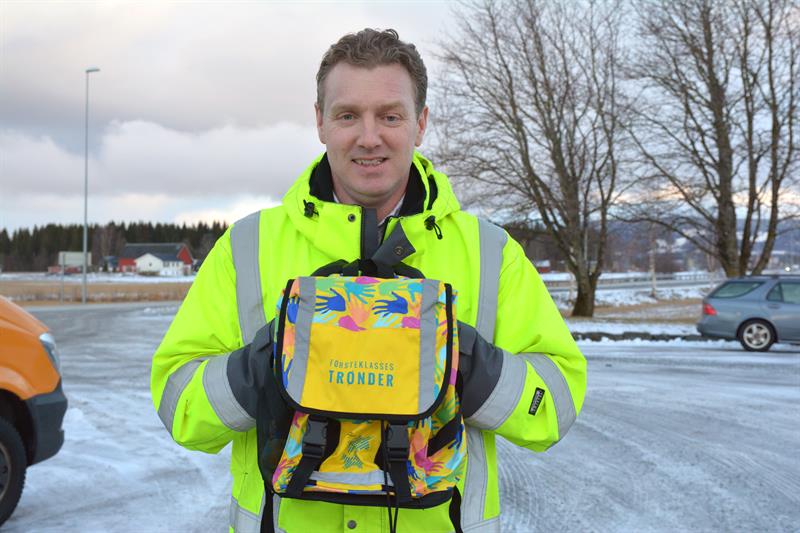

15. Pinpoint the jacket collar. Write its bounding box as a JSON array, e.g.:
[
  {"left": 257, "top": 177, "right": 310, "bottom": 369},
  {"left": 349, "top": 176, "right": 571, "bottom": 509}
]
[
  {"left": 308, "top": 153, "right": 436, "bottom": 216},
  {"left": 282, "top": 152, "right": 460, "bottom": 263}
]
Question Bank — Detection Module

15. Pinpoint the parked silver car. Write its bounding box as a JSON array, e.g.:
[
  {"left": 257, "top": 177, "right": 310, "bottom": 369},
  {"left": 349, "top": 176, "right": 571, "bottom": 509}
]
[{"left": 697, "top": 276, "right": 800, "bottom": 352}]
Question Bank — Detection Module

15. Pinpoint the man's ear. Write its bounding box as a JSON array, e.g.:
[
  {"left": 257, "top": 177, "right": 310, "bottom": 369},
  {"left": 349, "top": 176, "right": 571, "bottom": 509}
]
[
  {"left": 315, "top": 102, "right": 326, "bottom": 144},
  {"left": 415, "top": 106, "right": 429, "bottom": 147}
]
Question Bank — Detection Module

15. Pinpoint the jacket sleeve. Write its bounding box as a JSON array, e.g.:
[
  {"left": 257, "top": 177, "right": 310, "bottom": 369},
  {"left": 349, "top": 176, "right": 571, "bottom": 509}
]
[
  {"left": 150, "top": 227, "right": 270, "bottom": 454},
  {"left": 462, "top": 236, "right": 586, "bottom": 452}
]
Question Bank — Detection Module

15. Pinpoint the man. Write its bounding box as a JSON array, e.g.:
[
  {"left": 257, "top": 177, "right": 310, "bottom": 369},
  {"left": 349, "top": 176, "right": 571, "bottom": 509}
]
[{"left": 151, "top": 29, "right": 586, "bottom": 533}]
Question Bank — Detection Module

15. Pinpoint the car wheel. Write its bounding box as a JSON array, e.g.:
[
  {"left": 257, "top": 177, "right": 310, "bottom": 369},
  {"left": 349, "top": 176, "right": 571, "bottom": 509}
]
[
  {"left": 738, "top": 319, "right": 775, "bottom": 352},
  {"left": 0, "top": 417, "right": 26, "bottom": 526}
]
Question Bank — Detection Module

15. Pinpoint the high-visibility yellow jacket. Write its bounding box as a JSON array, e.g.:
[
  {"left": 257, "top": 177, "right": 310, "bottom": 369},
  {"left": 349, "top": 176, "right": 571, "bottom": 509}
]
[{"left": 151, "top": 152, "right": 586, "bottom": 532}]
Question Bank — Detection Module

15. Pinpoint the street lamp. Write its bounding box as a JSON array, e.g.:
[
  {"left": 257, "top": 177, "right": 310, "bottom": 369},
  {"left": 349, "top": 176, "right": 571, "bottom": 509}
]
[{"left": 82, "top": 67, "right": 100, "bottom": 304}]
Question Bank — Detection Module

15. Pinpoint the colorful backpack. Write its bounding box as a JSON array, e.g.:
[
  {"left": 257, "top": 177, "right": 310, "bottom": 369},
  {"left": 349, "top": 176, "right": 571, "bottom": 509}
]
[{"left": 257, "top": 259, "right": 467, "bottom": 531}]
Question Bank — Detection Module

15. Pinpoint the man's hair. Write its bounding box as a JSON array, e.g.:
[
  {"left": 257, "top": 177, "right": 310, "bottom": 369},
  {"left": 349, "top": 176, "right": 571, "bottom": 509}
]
[{"left": 316, "top": 28, "right": 428, "bottom": 116}]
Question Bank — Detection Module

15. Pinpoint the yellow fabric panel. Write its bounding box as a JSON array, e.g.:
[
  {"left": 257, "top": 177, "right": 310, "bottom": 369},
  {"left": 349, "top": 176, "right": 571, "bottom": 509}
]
[
  {"left": 301, "top": 325, "right": 420, "bottom": 415},
  {"left": 317, "top": 420, "right": 382, "bottom": 482}
]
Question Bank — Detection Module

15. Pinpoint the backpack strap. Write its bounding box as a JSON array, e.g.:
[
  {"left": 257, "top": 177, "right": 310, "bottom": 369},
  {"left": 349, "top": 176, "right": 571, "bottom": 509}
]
[
  {"left": 285, "top": 416, "right": 329, "bottom": 498},
  {"left": 385, "top": 422, "right": 413, "bottom": 503}
]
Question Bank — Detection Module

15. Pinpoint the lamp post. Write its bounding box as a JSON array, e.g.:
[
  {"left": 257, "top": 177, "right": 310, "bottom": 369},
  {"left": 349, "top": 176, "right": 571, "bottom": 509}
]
[{"left": 82, "top": 67, "right": 100, "bottom": 304}]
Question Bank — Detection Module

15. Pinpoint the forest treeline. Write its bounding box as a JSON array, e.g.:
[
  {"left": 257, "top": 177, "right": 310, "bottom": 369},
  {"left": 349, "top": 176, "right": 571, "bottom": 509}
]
[{"left": 0, "top": 221, "right": 227, "bottom": 272}]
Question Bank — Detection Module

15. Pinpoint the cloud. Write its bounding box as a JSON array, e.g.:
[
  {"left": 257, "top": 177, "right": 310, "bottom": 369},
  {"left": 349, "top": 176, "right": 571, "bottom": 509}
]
[
  {"left": 2, "top": 120, "right": 322, "bottom": 194},
  {"left": 0, "top": 120, "right": 322, "bottom": 229},
  {"left": 0, "top": 1, "right": 457, "bottom": 230},
  {"left": 0, "top": 2, "right": 453, "bottom": 137}
]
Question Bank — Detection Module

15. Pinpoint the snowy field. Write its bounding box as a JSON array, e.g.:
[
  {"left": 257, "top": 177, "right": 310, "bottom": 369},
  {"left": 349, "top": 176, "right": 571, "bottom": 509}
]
[
  {"left": 0, "top": 272, "right": 195, "bottom": 284},
  {"left": 552, "top": 285, "right": 710, "bottom": 311},
  {"left": 6, "top": 303, "right": 799, "bottom": 532}
]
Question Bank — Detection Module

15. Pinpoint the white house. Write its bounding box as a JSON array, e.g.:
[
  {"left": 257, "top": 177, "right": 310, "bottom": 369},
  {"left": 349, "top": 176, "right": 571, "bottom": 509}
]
[
  {"left": 120, "top": 243, "right": 194, "bottom": 275},
  {"left": 134, "top": 253, "right": 186, "bottom": 276}
]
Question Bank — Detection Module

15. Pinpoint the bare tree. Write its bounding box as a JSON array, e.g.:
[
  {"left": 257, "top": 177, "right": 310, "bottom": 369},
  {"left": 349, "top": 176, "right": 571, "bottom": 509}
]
[
  {"left": 434, "top": 0, "right": 629, "bottom": 316},
  {"left": 627, "top": 0, "right": 799, "bottom": 276}
]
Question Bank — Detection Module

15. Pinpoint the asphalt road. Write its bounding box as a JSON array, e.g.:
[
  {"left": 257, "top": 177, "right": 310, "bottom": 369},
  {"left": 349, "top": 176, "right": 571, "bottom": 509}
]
[{"left": 7, "top": 303, "right": 798, "bottom": 532}]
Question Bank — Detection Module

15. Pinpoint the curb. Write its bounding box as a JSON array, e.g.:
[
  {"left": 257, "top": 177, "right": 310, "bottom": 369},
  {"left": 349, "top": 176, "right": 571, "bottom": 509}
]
[{"left": 572, "top": 331, "right": 710, "bottom": 342}]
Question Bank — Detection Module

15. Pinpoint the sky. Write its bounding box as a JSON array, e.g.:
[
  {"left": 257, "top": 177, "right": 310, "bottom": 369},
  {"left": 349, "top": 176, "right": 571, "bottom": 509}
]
[{"left": 0, "top": 1, "right": 456, "bottom": 231}]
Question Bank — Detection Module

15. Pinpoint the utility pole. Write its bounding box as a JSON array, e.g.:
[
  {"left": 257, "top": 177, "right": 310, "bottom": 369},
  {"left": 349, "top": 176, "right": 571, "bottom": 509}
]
[
  {"left": 82, "top": 67, "right": 100, "bottom": 304},
  {"left": 649, "top": 223, "right": 657, "bottom": 298}
]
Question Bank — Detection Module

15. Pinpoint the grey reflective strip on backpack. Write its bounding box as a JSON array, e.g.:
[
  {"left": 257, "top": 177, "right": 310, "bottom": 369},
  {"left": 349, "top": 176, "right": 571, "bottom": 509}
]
[
  {"left": 310, "top": 470, "right": 393, "bottom": 486},
  {"left": 285, "top": 276, "right": 317, "bottom": 402},
  {"left": 462, "top": 218, "right": 506, "bottom": 531},
  {"left": 157, "top": 358, "right": 208, "bottom": 436},
  {"left": 417, "top": 278, "right": 441, "bottom": 413},
  {"left": 231, "top": 211, "right": 267, "bottom": 345}
]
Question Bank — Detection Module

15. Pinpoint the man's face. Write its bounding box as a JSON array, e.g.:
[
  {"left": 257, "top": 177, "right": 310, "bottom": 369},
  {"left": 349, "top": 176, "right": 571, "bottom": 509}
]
[{"left": 316, "top": 63, "right": 428, "bottom": 211}]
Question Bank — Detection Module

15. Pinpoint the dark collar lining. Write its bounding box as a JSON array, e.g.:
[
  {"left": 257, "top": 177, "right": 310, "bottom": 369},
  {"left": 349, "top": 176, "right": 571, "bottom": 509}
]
[{"left": 308, "top": 154, "right": 436, "bottom": 216}]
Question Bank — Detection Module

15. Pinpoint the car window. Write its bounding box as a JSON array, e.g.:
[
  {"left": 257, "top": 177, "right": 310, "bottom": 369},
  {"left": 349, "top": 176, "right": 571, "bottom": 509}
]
[
  {"left": 711, "top": 281, "right": 763, "bottom": 299},
  {"left": 779, "top": 282, "right": 800, "bottom": 304},
  {"left": 767, "top": 284, "right": 783, "bottom": 302}
]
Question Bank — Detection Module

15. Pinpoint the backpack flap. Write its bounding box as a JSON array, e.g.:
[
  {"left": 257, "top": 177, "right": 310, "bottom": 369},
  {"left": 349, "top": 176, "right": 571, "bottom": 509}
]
[{"left": 274, "top": 275, "right": 457, "bottom": 420}]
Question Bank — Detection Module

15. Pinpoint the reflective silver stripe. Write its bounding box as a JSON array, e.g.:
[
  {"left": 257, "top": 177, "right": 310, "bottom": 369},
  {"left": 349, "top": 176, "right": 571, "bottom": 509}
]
[
  {"left": 229, "top": 495, "right": 261, "bottom": 533},
  {"left": 462, "top": 219, "right": 507, "bottom": 528},
  {"left": 463, "top": 516, "right": 501, "bottom": 532},
  {"left": 157, "top": 358, "right": 206, "bottom": 436},
  {"left": 229, "top": 494, "right": 285, "bottom": 533},
  {"left": 272, "top": 494, "right": 283, "bottom": 533},
  {"left": 231, "top": 211, "right": 266, "bottom": 345},
  {"left": 466, "top": 350, "right": 527, "bottom": 431},
  {"left": 203, "top": 354, "right": 255, "bottom": 432},
  {"left": 475, "top": 219, "right": 506, "bottom": 340},
  {"left": 310, "top": 470, "right": 392, "bottom": 486},
  {"left": 520, "top": 353, "right": 577, "bottom": 441},
  {"left": 286, "top": 277, "right": 316, "bottom": 403},
  {"left": 417, "top": 279, "right": 440, "bottom": 413},
  {"left": 463, "top": 427, "right": 489, "bottom": 528}
]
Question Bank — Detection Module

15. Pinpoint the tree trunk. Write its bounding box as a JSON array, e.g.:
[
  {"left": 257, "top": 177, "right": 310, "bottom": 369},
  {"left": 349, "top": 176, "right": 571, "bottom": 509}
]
[{"left": 572, "top": 271, "right": 597, "bottom": 317}]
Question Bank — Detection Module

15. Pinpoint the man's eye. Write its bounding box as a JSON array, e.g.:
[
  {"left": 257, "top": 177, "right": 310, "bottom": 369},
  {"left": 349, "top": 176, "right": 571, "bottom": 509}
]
[
  {"left": 340, "top": 114, "right": 355, "bottom": 121},
  {"left": 385, "top": 115, "right": 400, "bottom": 123}
]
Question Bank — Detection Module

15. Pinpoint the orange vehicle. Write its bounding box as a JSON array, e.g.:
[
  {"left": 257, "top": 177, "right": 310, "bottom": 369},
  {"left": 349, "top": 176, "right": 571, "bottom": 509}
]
[{"left": 0, "top": 296, "right": 67, "bottom": 524}]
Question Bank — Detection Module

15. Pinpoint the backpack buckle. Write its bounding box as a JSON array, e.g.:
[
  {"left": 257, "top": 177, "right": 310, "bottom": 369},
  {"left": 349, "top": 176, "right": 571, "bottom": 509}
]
[
  {"left": 302, "top": 418, "right": 327, "bottom": 459},
  {"left": 386, "top": 423, "right": 409, "bottom": 462}
]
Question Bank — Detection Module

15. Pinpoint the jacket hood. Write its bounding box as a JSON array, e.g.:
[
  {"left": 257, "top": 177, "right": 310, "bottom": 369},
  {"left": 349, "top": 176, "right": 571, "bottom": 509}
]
[{"left": 281, "top": 152, "right": 461, "bottom": 261}]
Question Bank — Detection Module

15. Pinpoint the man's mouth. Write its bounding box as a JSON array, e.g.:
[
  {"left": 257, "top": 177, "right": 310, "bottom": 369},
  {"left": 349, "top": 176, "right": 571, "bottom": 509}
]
[{"left": 353, "top": 158, "right": 387, "bottom": 167}]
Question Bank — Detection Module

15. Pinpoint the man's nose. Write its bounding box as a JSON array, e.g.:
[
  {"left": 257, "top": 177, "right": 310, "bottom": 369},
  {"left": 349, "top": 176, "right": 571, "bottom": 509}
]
[{"left": 357, "top": 117, "right": 382, "bottom": 150}]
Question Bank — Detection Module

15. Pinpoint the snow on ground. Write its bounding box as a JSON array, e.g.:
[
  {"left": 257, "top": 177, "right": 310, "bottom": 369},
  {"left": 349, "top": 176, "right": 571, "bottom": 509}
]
[
  {"left": 539, "top": 270, "right": 718, "bottom": 282},
  {"left": 551, "top": 285, "right": 709, "bottom": 311},
  {"left": 7, "top": 303, "right": 799, "bottom": 532},
  {"left": 565, "top": 320, "right": 698, "bottom": 336},
  {"left": 0, "top": 272, "right": 195, "bottom": 284}
]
